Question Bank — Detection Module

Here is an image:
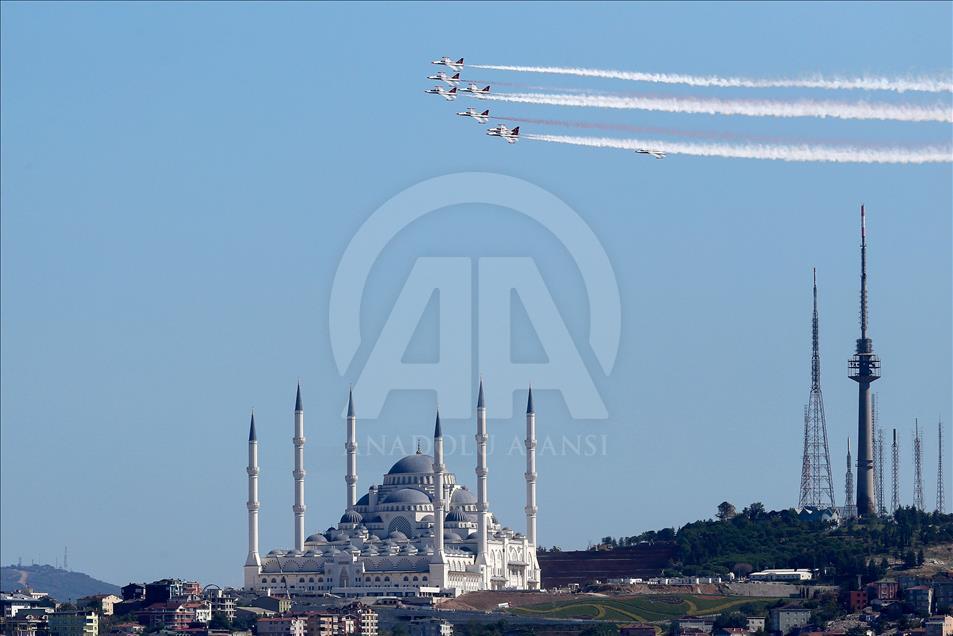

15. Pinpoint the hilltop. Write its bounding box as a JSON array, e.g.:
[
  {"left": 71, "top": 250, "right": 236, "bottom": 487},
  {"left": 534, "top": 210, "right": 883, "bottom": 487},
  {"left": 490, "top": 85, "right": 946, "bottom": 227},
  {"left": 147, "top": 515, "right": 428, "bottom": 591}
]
[{"left": 1, "top": 564, "right": 120, "bottom": 602}]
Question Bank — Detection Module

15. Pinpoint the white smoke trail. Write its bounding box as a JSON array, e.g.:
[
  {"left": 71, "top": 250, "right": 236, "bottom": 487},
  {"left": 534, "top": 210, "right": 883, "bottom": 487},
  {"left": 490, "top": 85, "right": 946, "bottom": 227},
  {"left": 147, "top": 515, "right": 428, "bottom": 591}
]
[
  {"left": 477, "top": 91, "right": 953, "bottom": 123},
  {"left": 522, "top": 133, "right": 953, "bottom": 164},
  {"left": 471, "top": 64, "right": 953, "bottom": 94}
]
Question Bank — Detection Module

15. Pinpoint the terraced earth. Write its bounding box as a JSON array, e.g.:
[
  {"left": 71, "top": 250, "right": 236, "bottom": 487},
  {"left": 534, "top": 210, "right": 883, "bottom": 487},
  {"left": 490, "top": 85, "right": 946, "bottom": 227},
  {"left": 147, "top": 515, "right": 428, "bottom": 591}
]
[{"left": 507, "top": 594, "right": 781, "bottom": 624}]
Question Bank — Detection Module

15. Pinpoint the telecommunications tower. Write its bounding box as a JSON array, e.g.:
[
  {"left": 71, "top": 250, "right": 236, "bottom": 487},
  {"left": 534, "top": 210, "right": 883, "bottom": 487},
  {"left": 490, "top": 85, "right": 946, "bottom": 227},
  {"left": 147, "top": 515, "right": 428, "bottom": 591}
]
[{"left": 798, "top": 269, "right": 836, "bottom": 509}]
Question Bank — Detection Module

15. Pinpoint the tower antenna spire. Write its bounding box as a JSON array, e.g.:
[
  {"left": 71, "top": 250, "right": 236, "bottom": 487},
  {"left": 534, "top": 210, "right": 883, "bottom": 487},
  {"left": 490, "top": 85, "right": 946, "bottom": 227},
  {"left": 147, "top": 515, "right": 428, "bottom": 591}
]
[
  {"left": 938, "top": 418, "right": 946, "bottom": 514},
  {"left": 848, "top": 204, "right": 880, "bottom": 517},
  {"left": 799, "top": 269, "right": 835, "bottom": 510}
]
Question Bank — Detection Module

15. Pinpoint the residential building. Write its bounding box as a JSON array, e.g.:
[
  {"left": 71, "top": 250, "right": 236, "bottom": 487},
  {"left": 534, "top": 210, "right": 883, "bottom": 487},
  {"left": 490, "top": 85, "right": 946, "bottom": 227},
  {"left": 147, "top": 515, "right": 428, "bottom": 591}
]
[
  {"left": 248, "top": 597, "right": 290, "bottom": 614},
  {"left": 1, "top": 594, "right": 54, "bottom": 619},
  {"left": 407, "top": 619, "right": 452, "bottom": 636},
  {"left": 137, "top": 601, "right": 210, "bottom": 632},
  {"left": 120, "top": 586, "right": 145, "bottom": 603},
  {"left": 200, "top": 591, "right": 235, "bottom": 623},
  {"left": 619, "top": 625, "right": 656, "bottom": 636},
  {"left": 906, "top": 586, "right": 934, "bottom": 615},
  {"left": 77, "top": 596, "right": 122, "bottom": 617},
  {"left": 866, "top": 581, "right": 899, "bottom": 602},
  {"left": 925, "top": 616, "right": 953, "bottom": 636},
  {"left": 674, "top": 618, "right": 714, "bottom": 635},
  {"left": 933, "top": 575, "right": 953, "bottom": 613},
  {"left": 768, "top": 607, "right": 812, "bottom": 635},
  {"left": 3, "top": 611, "right": 49, "bottom": 636},
  {"left": 849, "top": 590, "right": 869, "bottom": 612},
  {"left": 747, "top": 618, "right": 766, "bottom": 633},
  {"left": 104, "top": 624, "right": 143, "bottom": 636},
  {"left": 180, "top": 584, "right": 201, "bottom": 598},
  {"left": 256, "top": 617, "right": 306, "bottom": 636},
  {"left": 48, "top": 611, "right": 98, "bottom": 636},
  {"left": 343, "top": 604, "right": 377, "bottom": 636},
  {"left": 713, "top": 628, "right": 747, "bottom": 636}
]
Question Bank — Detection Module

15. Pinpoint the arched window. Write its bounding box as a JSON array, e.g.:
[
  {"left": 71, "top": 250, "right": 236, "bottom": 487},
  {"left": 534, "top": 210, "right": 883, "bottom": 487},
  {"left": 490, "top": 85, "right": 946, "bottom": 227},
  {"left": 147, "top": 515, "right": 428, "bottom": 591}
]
[
  {"left": 318, "top": 577, "right": 324, "bottom": 583},
  {"left": 309, "top": 577, "right": 314, "bottom": 583},
  {"left": 271, "top": 578, "right": 277, "bottom": 583},
  {"left": 384, "top": 576, "right": 390, "bottom": 582},
  {"left": 299, "top": 577, "right": 305, "bottom": 583},
  {"left": 261, "top": 578, "right": 267, "bottom": 584},
  {"left": 375, "top": 576, "right": 381, "bottom": 582},
  {"left": 403, "top": 576, "right": 409, "bottom": 582},
  {"left": 412, "top": 576, "right": 419, "bottom": 582}
]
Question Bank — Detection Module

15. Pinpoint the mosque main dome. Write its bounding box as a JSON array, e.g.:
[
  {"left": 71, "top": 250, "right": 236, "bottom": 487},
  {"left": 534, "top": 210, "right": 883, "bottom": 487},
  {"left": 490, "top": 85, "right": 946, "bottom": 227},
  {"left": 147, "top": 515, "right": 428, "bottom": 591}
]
[{"left": 387, "top": 453, "right": 435, "bottom": 474}]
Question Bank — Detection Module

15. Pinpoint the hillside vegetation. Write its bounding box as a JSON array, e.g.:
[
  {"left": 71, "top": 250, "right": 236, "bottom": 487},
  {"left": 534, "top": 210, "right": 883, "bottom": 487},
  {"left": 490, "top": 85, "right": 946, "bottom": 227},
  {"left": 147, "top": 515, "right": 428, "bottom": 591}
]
[{"left": 1, "top": 564, "right": 120, "bottom": 602}]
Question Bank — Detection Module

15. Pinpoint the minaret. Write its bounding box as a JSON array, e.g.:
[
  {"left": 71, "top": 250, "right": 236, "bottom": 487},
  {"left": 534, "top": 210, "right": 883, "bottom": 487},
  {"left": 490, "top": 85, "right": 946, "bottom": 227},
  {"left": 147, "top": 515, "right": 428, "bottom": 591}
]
[
  {"left": 848, "top": 205, "right": 880, "bottom": 517},
  {"left": 798, "top": 269, "right": 836, "bottom": 510},
  {"left": 433, "top": 410, "right": 446, "bottom": 558},
  {"left": 244, "top": 412, "right": 262, "bottom": 586},
  {"left": 292, "top": 384, "right": 306, "bottom": 552},
  {"left": 525, "top": 386, "right": 538, "bottom": 547},
  {"left": 844, "top": 439, "right": 856, "bottom": 519},
  {"left": 475, "top": 379, "right": 490, "bottom": 560},
  {"left": 345, "top": 388, "right": 358, "bottom": 510}
]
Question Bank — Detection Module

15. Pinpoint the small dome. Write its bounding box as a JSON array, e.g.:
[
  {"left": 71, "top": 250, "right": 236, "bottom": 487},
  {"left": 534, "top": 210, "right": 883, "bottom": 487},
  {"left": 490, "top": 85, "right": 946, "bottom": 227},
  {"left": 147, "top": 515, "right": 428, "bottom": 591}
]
[
  {"left": 305, "top": 533, "right": 328, "bottom": 544},
  {"left": 340, "top": 510, "right": 363, "bottom": 524},
  {"left": 356, "top": 493, "right": 371, "bottom": 506},
  {"left": 383, "top": 488, "right": 431, "bottom": 505},
  {"left": 444, "top": 531, "right": 463, "bottom": 542},
  {"left": 387, "top": 454, "right": 435, "bottom": 475},
  {"left": 445, "top": 509, "right": 469, "bottom": 523},
  {"left": 451, "top": 488, "right": 477, "bottom": 505},
  {"left": 419, "top": 514, "right": 435, "bottom": 523},
  {"left": 363, "top": 514, "right": 383, "bottom": 524},
  {"left": 388, "top": 530, "right": 409, "bottom": 541}
]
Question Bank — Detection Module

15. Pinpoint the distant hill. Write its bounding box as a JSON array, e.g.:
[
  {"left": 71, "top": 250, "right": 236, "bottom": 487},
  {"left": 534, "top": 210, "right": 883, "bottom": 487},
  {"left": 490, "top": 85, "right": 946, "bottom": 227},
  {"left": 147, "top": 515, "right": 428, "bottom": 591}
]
[{"left": 1, "top": 564, "right": 120, "bottom": 602}]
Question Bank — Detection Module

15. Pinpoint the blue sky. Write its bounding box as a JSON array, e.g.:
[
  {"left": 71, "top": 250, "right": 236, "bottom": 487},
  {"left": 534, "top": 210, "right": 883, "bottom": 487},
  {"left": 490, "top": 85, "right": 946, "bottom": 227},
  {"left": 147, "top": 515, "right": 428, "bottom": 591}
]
[{"left": 1, "top": 2, "right": 950, "bottom": 589}]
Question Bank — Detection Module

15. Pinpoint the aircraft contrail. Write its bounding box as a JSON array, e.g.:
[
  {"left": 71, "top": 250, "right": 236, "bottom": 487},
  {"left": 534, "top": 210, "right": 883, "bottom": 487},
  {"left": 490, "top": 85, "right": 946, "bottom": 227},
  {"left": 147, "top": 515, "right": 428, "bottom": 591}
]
[
  {"left": 471, "top": 64, "right": 953, "bottom": 94},
  {"left": 476, "top": 91, "right": 953, "bottom": 123},
  {"left": 522, "top": 133, "right": 953, "bottom": 164}
]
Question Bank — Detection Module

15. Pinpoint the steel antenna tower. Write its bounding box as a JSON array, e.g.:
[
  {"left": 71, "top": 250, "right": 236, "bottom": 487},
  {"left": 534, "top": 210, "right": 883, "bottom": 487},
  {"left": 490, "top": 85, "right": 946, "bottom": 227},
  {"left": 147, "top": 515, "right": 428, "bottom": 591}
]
[
  {"left": 848, "top": 205, "right": 880, "bottom": 517},
  {"left": 871, "top": 394, "right": 882, "bottom": 514},
  {"left": 798, "top": 268, "right": 836, "bottom": 509},
  {"left": 876, "top": 426, "right": 886, "bottom": 516},
  {"left": 913, "top": 420, "right": 924, "bottom": 511},
  {"left": 891, "top": 428, "right": 900, "bottom": 513},
  {"left": 845, "top": 439, "right": 856, "bottom": 519},
  {"left": 938, "top": 418, "right": 946, "bottom": 514}
]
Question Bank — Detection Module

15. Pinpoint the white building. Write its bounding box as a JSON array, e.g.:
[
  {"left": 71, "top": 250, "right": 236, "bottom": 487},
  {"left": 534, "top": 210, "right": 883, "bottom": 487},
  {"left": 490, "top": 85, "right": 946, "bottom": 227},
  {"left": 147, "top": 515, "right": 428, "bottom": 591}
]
[
  {"left": 242, "top": 382, "right": 541, "bottom": 598},
  {"left": 749, "top": 569, "right": 813, "bottom": 582}
]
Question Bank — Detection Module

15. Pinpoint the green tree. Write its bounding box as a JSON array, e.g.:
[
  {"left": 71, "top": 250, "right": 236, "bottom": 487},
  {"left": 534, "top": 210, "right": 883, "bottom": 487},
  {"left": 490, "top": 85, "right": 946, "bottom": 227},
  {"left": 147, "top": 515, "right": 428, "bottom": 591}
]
[{"left": 717, "top": 502, "right": 737, "bottom": 521}]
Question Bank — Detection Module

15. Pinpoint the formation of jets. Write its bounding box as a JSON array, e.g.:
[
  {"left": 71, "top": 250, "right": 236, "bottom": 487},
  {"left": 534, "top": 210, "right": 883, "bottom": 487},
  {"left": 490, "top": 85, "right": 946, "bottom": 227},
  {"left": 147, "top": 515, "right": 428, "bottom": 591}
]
[{"left": 426, "top": 56, "right": 664, "bottom": 158}]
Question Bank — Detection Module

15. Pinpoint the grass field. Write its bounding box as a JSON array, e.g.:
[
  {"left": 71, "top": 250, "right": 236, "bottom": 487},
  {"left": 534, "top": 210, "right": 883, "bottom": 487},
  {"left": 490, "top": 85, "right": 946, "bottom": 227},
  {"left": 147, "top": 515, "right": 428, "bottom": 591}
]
[{"left": 507, "top": 594, "right": 781, "bottom": 624}]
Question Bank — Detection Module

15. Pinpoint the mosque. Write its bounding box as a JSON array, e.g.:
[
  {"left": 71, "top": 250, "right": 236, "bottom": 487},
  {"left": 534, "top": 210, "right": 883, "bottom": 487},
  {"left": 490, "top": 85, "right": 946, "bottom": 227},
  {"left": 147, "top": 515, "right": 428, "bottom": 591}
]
[{"left": 242, "top": 381, "right": 541, "bottom": 598}]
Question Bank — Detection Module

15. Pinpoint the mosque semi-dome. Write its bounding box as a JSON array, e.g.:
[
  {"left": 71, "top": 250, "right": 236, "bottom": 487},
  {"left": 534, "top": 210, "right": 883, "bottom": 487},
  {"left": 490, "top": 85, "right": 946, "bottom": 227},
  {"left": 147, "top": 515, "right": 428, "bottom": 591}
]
[{"left": 382, "top": 488, "right": 431, "bottom": 505}]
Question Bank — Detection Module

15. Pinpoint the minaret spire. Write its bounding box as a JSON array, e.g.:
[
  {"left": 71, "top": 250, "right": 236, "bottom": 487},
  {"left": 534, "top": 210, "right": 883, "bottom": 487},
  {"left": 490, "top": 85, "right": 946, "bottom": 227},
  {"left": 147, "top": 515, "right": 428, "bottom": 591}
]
[
  {"left": 799, "top": 269, "right": 835, "bottom": 510},
  {"left": 432, "top": 408, "right": 446, "bottom": 561},
  {"left": 524, "top": 386, "right": 538, "bottom": 547},
  {"left": 292, "top": 383, "right": 306, "bottom": 552},
  {"left": 475, "top": 377, "right": 490, "bottom": 575},
  {"left": 244, "top": 411, "right": 262, "bottom": 587},
  {"left": 849, "top": 204, "right": 880, "bottom": 517},
  {"left": 345, "top": 387, "right": 358, "bottom": 510}
]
